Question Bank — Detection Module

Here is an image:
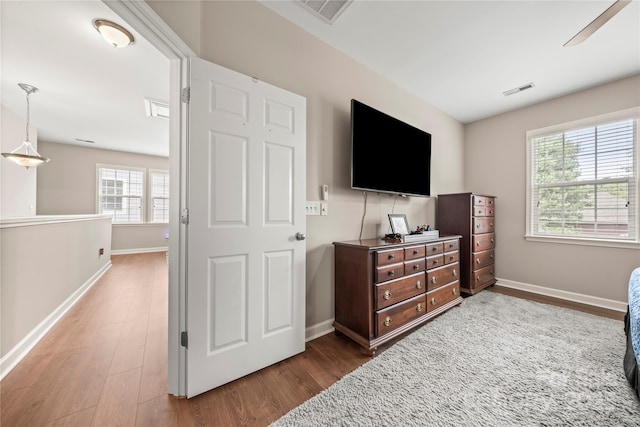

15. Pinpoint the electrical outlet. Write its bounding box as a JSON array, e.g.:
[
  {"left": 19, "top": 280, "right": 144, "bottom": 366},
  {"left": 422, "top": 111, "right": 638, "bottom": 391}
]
[
  {"left": 99, "top": 248, "right": 104, "bottom": 256},
  {"left": 320, "top": 203, "right": 328, "bottom": 216},
  {"left": 306, "top": 201, "right": 320, "bottom": 216}
]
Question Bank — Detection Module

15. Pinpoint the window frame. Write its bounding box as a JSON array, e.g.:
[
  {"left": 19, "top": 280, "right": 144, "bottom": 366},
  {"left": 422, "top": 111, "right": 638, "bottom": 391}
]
[
  {"left": 525, "top": 107, "right": 640, "bottom": 249},
  {"left": 96, "top": 164, "right": 169, "bottom": 225},
  {"left": 148, "top": 168, "right": 170, "bottom": 224}
]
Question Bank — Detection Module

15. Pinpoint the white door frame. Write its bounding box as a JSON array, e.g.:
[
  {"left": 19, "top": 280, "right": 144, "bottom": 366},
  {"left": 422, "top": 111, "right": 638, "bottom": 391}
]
[{"left": 104, "top": 0, "right": 194, "bottom": 396}]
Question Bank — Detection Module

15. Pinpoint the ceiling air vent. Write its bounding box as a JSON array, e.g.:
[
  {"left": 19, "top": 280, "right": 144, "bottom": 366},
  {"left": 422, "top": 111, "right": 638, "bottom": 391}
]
[
  {"left": 503, "top": 82, "right": 535, "bottom": 97},
  {"left": 298, "top": 0, "right": 352, "bottom": 24}
]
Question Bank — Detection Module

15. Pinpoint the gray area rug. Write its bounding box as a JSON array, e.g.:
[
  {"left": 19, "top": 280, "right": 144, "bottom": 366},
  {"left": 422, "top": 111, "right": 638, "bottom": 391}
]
[{"left": 272, "top": 292, "right": 640, "bottom": 426}]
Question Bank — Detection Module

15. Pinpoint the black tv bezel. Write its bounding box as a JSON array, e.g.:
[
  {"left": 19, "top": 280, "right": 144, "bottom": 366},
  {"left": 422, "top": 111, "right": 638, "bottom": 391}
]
[{"left": 350, "top": 99, "right": 432, "bottom": 197}]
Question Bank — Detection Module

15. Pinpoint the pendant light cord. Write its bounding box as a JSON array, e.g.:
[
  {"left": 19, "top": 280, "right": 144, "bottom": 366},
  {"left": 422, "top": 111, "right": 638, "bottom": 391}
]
[{"left": 25, "top": 91, "right": 31, "bottom": 142}]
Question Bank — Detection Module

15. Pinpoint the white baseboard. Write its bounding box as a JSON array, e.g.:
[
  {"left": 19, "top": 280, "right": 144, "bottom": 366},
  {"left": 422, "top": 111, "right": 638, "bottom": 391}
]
[
  {"left": 111, "top": 246, "right": 168, "bottom": 255},
  {"left": 306, "top": 318, "right": 335, "bottom": 342},
  {"left": 0, "top": 261, "right": 113, "bottom": 381},
  {"left": 495, "top": 278, "right": 628, "bottom": 313}
]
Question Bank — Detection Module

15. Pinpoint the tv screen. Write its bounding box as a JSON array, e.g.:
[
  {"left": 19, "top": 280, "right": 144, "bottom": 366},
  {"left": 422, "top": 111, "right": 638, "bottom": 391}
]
[{"left": 350, "top": 99, "right": 432, "bottom": 197}]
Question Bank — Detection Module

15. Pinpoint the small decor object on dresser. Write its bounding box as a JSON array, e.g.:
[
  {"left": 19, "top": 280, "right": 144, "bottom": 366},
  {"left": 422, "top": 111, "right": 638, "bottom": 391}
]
[
  {"left": 437, "top": 193, "right": 496, "bottom": 295},
  {"left": 333, "top": 236, "right": 463, "bottom": 355}
]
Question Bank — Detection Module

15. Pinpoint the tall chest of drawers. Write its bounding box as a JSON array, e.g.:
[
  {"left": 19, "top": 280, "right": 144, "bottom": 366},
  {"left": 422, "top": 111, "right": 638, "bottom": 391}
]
[
  {"left": 333, "top": 236, "right": 463, "bottom": 354},
  {"left": 436, "top": 193, "right": 496, "bottom": 295}
]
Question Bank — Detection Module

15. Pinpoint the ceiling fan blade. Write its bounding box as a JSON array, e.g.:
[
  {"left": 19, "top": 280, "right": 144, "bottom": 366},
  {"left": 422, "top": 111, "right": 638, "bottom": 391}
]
[{"left": 564, "top": 0, "right": 632, "bottom": 47}]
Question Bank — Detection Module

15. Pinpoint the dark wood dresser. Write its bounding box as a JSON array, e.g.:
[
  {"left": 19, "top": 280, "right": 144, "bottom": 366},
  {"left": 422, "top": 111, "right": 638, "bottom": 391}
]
[
  {"left": 437, "top": 193, "right": 496, "bottom": 295},
  {"left": 333, "top": 236, "right": 463, "bottom": 354}
]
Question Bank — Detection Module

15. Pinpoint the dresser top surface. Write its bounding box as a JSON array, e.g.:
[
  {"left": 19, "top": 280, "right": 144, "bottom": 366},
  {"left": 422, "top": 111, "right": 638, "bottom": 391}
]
[{"left": 334, "top": 235, "right": 462, "bottom": 251}]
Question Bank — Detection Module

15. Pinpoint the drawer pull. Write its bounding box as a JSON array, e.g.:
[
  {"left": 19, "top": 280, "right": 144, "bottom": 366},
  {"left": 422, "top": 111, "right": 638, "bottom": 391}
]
[
  {"left": 490, "top": 223, "right": 494, "bottom": 227},
  {"left": 413, "top": 264, "right": 420, "bottom": 270},
  {"left": 476, "top": 241, "right": 480, "bottom": 246},
  {"left": 476, "top": 276, "right": 481, "bottom": 282},
  {"left": 417, "top": 303, "right": 424, "bottom": 312},
  {"left": 476, "top": 224, "right": 480, "bottom": 228},
  {"left": 413, "top": 250, "right": 419, "bottom": 255},
  {"left": 383, "top": 290, "right": 392, "bottom": 300},
  {"left": 416, "top": 280, "right": 422, "bottom": 289},
  {"left": 432, "top": 247, "right": 438, "bottom": 252},
  {"left": 491, "top": 238, "right": 495, "bottom": 243},
  {"left": 449, "top": 256, "right": 455, "bottom": 261},
  {"left": 388, "top": 270, "right": 395, "bottom": 277},
  {"left": 476, "top": 258, "right": 481, "bottom": 264},
  {"left": 452, "top": 288, "right": 458, "bottom": 296},
  {"left": 433, "top": 260, "right": 439, "bottom": 265},
  {"left": 389, "top": 254, "right": 395, "bottom": 260},
  {"left": 384, "top": 316, "right": 392, "bottom": 327},
  {"left": 491, "top": 269, "right": 494, "bottom": 274},
  {"left": 453, "top": 269, "right": 457, "bottom": 277},
  {"left": 490, "top": 254, "right": 494, "bottom": 259},
  {"left": 431, "top": 297, "right": 436, "bottom": 305},
  {"left": 431, "top": 276, "right": 437, "bottom": 284}
]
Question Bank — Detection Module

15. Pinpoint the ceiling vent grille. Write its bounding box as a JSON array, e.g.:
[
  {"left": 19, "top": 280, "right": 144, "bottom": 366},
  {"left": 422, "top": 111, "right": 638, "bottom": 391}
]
[
  {"left": 298, "top": 0, "right": 352, "bottom": 24},
  {"left": 503, "top": 82, "right": 535, "bottom": 97}
]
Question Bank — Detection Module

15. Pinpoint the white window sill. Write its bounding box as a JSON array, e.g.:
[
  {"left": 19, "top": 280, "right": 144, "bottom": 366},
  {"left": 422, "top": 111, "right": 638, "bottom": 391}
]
[{"left": 524, "top": 234, "right": 640, "bottom": 249}]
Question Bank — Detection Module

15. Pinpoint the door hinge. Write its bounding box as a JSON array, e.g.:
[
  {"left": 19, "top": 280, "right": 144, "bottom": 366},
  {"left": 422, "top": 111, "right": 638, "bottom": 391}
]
[
  {"left": 180, "top": 208, "right": 189, "bottom": 225},
  {"left": 181, "top": 331, "right": 188, "bottom": 348},
  {"left": 181, "top": 87, "right": 190, "bottom": 103}
]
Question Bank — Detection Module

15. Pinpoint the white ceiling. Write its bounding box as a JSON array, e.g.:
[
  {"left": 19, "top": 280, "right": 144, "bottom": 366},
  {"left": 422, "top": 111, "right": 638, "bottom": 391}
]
[
  {"left": 261, "top": 0, "right": 640, "bottom": 123},
  {"left": 1, "top": 1, "right": 169, "bottom": 157},
  {"left": 1, "top": 1, "right": 638, "bottom": 160}
]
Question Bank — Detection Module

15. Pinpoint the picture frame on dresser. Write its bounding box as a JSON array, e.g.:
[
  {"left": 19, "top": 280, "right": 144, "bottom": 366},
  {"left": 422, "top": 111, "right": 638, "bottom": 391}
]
[{"left": 388, "top": 214, "right": 410, "bottom": 235}]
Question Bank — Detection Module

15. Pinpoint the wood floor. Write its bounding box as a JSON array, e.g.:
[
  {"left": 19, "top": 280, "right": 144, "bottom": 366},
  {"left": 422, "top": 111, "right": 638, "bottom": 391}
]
[{"left": 0, "top": 253, "right": 624, "bottom": 426}]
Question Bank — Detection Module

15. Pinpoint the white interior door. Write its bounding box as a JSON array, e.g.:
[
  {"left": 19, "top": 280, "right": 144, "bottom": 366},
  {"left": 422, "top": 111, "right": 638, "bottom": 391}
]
[{"left": 186, "top": 58, "right": 306, "bottom": 398}]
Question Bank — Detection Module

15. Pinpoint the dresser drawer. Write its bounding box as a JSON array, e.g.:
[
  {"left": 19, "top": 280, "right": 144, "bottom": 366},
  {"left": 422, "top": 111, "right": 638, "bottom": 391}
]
[
  {"left": 376, "top": 294, "right": 426, "bottom": 336},
  {"left": 426, "top": 242, "right": 444, "bottom": 256},
  {"left": 473, "top": 233, "right": 495, "bottom": 251},
  {"left": 376, "top": 249, "right": 404, "bottom": 267},
  {"left": 375, "top": 272, "right": 425, "bottom": 310},
  {"left": 427, "top": 262, "right": 459, "bottom": 291},
  {"left": 444, "top": 251, "right": 459, "bottom": 265},
  {"left": 404, "top": 245, "right": 426, "bottom": 261},
  {"left": 474, "top": 265, "right": 495, "bottom": 288},
  {"left": 375, "top": 263, "right": 404, "bottom": 283},
  {"left": 473, "top": 195, "right": 495, "bottom": 207},
  {"left": 473, "top": 249, "right": 494, "bottom": 270},
  {"left": 426, "top": 254, "right": 444, "bottom": 269},
  {"left": 443, "top": 239, "right": 459, "bottom": 252},
  {"left": 426, "top": 281, "right": 460, "bottom": 312},
  {"left": 473, "top": 217, "right": 495, "bottom": 234},
  {"left": 404, "top": 258, "right": 426, "bottom": 274}
]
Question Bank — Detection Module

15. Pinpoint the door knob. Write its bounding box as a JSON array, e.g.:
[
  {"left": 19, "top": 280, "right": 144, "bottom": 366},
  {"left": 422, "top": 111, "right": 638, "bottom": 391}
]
[{"left": 295, "top": 232, "right": 306, "bottom": 241}]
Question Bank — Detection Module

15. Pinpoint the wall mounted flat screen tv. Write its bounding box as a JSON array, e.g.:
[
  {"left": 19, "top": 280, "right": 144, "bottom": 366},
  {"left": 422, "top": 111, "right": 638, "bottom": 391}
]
[{"left": 350, "top": 99, "right": 432, "bottom": 197}]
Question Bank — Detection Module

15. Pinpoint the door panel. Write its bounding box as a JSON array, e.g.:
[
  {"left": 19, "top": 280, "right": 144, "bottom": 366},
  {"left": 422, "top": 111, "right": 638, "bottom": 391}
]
[{"left": 187, "top": 57, "right": 306, "bottom": 397}]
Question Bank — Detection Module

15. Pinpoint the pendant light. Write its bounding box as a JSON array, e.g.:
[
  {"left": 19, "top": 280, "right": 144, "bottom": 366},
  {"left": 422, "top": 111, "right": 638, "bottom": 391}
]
[{"left": 1, "top": 83, "right": 50, "bottom": 169}]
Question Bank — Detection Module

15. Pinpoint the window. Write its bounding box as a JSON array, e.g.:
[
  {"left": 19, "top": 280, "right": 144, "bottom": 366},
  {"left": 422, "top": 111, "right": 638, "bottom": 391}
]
[
  {"left": 526, "top": 108, "right": 639, "bottom": 246},
  {"left": 150, "top": 170, "right": 170, "bottom": 223},
  {"left": 97, "top": 165, "right": 169, "bottom": 224}
]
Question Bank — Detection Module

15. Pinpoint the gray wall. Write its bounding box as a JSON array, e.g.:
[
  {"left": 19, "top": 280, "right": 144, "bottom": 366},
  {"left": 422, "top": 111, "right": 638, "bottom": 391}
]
[
  {"left": 464, "top": 75, "right": 640, "bottom": 303},
  {"left": 36, "top": 141, "right": 169, "bottom": 252},
  {"left": 149, "top": 0, "right": 466, "bottom": 328}
]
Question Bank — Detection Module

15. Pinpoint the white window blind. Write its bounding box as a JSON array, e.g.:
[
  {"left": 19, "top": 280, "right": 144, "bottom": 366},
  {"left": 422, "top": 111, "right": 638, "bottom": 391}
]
[
  {"left": 97, "top": 166, "right": 145, "bottom": 223},
  {"left": 150, "top": 170, "right": 170, "bottom": 223},
  {"left": 528, "top": 117, "right": 638, "bottom": 242}
]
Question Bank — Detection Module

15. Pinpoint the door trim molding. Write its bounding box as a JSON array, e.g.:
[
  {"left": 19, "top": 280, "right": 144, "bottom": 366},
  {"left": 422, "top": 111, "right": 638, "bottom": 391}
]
[{"left": 104, "top": 0, "right": 194, "bottom": 397}]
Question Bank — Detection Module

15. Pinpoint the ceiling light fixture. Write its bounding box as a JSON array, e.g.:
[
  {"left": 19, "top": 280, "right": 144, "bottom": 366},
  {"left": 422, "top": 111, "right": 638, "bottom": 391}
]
[
  {"left": 1, "top": 83, "right": 50, "bottom": 169},
  {"left": 93, "top": 19, "right": 134, "bottom": 48},
  {"left": 503, "top": 82, "right": 535, "bottom": 97}
]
